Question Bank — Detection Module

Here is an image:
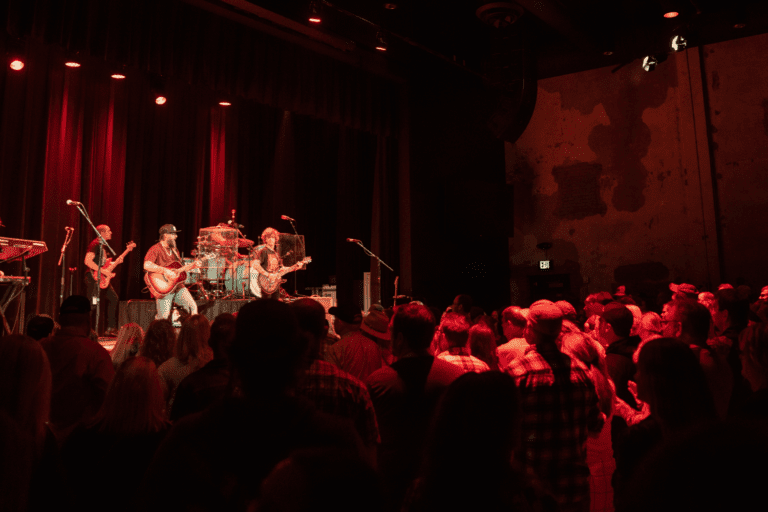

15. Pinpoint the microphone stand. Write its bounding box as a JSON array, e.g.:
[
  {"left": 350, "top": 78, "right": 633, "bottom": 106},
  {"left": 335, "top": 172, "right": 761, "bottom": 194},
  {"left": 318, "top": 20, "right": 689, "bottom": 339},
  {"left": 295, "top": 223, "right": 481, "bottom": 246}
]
[
  {"left": 73, "top": 204, "right": 116, "bottom": 335},
  {"left": 58, "top": 228, "right": 75, "bottom": 306},
  {"left": 350, "top": 240, "right": 393, "bottom": 306}
]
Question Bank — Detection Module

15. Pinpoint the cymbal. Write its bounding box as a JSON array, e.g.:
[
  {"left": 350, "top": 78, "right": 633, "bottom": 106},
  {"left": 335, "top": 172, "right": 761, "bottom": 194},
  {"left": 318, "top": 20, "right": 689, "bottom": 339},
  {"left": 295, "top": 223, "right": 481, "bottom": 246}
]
[{"left": 238, "top": 238, "right": 255, "bottom": 247}]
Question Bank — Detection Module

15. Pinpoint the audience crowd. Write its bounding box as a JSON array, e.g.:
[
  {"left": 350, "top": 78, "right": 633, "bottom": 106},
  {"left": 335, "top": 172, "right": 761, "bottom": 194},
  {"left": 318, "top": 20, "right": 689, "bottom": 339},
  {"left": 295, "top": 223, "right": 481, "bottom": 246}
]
[{"left": 3, "top": 281, "right": 768, "bottom": 511}]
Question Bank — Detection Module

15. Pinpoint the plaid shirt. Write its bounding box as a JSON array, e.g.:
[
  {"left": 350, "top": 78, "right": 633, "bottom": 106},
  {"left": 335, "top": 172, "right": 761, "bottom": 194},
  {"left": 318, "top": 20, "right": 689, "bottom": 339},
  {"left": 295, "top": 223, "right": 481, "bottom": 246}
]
[
  {"left": 437, "top": 347, "right": 491, "bottom": 374},
  {"left": 296, "top": 359, "right": 381, "bottom": 445},
  {"left": 507, "top": 345, "right": 604, "bottom": 508}
]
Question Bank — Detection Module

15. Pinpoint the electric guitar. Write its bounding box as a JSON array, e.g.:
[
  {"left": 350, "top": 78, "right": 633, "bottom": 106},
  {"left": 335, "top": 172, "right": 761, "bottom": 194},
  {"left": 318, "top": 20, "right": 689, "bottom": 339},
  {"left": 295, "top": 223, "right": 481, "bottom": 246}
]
[
  {"left": 145, "top": 254, "right": 213, "bottom": 299},
  {"left": 257, "top": 257, "right": 312, "bottom": 295},
  {"left": 91, "top": 242, "right": 136, "bottom": 289}
]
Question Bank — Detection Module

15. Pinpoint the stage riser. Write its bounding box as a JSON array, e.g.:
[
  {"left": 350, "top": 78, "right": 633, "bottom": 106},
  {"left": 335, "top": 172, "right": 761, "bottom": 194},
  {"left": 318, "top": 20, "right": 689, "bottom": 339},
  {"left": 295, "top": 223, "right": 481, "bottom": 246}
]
[
  {"left": 118, "top": 299, "right": 252, "bottom": 332},
  {"left": 118, "top": 296, "right": 334, "bottom": 333}
]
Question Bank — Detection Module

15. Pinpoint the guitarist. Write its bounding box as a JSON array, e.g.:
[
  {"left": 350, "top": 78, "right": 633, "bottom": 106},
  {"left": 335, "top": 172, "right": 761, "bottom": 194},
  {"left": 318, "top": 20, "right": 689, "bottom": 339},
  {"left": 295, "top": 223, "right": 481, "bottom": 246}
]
[
  {"left": 143, "top": 224, "right": 198, "bottom": 323},
  {"left": 251, "top": 227, "right": 283, "bottom": 300},
  {"left": 84, "top": 225, "right": 120, "bottom": 336}
]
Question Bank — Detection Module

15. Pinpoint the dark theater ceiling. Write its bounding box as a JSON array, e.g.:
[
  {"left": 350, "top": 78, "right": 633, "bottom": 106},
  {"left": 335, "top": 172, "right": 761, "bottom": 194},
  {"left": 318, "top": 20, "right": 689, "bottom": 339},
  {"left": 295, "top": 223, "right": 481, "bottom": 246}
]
[{"left": 194, "top": 0, "right": 768, "bottom": 78}]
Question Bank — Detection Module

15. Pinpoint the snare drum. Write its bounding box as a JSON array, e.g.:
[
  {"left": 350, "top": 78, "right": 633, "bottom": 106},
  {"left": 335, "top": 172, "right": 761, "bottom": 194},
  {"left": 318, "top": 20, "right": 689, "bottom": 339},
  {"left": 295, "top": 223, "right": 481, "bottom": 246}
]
[{"left": 182, "top": 258, "right": 201, "bottom": 285}]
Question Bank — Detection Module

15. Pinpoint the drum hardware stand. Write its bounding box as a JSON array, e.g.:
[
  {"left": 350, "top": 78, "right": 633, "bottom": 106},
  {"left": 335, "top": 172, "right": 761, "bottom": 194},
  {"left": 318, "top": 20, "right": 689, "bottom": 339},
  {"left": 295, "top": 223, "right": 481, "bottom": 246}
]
[
  {"left": 68, "top": 267, "right": 77, "bottom": 298},
  {"left": 349, "top": 240, "right": 393, "bottom": 306},
  {"left": 71, "top": 202, "right": 116, "bottom": 334}
]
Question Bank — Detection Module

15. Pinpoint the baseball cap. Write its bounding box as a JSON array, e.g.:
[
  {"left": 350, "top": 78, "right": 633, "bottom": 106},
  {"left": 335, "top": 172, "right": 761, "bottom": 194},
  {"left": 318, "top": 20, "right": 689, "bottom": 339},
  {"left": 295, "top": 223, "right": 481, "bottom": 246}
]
[
  {"left": 528, "top": 300, "right": 564, "bottom": 336},
  {"left": 159, "top": 224, "right": 181, "bottom": 236}
]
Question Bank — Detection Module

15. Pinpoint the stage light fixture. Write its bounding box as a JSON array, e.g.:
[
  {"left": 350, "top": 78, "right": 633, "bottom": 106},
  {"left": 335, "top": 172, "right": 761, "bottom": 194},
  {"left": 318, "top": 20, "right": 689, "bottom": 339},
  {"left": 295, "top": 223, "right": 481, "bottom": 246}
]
[
  {"left": 308, "top": 1, "right": 321, "bottom": 23},
  {"left": 375, "top": 31, "right": 387, "bottom": 51},
  {"left": 664, "top": 11, "right": 678, "bottom": 18},
  {"left": 9, "top": 59, "right": 24, "bottom": 71},
  {"left": 155, "top": 96, "right": 167, "bottom": 105},
  {"left": 670, "top": 35, "right": 687, "bottom": 52},
  {"left": 219, "top": 101, "right": 231, "bottom": 106},
  {"left": 111, "top": 73, "right": 126, "bottom": 79},
  {"left": 642, "top": 55, "right": 658, "bottom": 72},
  {"left": 65, "top": 60, "right": 81, "bottom": 68}
]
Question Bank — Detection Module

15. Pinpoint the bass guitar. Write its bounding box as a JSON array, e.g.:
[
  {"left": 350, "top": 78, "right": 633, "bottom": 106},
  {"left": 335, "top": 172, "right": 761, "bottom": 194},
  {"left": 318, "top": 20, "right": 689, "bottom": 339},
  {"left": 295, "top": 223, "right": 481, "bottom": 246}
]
[
  {"left": 91, "top": 241, "right": 137, "bottom": 289},
  {"left": 145, "top": 254, "right": 213, "bottom": 299},
  {"left": 257, "top": 257, "right": 312, "bottom": 295}
]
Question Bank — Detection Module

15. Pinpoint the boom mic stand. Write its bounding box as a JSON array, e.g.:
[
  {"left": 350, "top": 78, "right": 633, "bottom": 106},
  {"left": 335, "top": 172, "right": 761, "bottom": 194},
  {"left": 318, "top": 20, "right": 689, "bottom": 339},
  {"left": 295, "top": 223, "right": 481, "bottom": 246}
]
[
  {"left": 72, "top": 203, "right": 116, "bottom": 334},
  {"left": 349, "top": 240, "right": 393, "bottom": 306}
]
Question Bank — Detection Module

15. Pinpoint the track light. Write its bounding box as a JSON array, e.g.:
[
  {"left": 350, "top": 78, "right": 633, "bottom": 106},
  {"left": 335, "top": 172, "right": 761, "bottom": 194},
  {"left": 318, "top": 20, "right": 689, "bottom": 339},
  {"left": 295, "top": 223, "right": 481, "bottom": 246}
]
[
  {"left": 64, "top": 51, "right": 81, "bottom": 68},
  {"left": 219, "top": 101, "right": 231, "bottom": 107},
  {"left": 6, "top": 37, "right": 26, "bottom": 71},
  {"left": 642, "top": 55, "right": 658, "bottom": 72},
  {"left": 375, "top": 31, "right": 387, "bottom": 52},
  {"left": 663, "top": 11, "right": 678, "bottom": 18},
  {"left": 670, "top": 35, "right": 687, "bottom": 52},
  {"left": 308, "top": 1, "right": 321, "bottom": 23}
]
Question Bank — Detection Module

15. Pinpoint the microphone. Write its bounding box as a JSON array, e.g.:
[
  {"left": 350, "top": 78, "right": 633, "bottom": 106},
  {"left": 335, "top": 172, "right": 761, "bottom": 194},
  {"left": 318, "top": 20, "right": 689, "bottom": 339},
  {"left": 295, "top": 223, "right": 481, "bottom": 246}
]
[
  {"left": 346, "top": 238, "right": 362, "bottom": 243},
  {"left": 66, "top": 199, "right": 83, "bottom": 206},
  {"left": 281, "top": 215, "right": 296, "bottom": 222},
  {"left": 227, "top": 220, "right": 244, "bottom": 228}
]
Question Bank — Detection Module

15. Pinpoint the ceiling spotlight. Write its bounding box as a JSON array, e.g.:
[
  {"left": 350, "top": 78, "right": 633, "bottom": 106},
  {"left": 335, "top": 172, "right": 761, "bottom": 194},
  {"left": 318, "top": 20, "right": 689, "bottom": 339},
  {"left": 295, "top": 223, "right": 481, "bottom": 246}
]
[
  {"left": 308, "top": 1, "right": 321, "bottom": 23},
  {"left": 111, "top": 73, "right": 126, "bottom": 80},
  {"left": 375, "top": 31, "right": 387, "bottom": 51},
  {"left": 663, "top": 11, "right": 679, "bottom": 18},
  {"left": 65, "top": 61, "right": 81, "bottom": 68},
  {"left": 9, "top": 59, "right": 24, "bottom": 71},
  {"left": 734, "top": 22, "right": 746, "bottom": 29},
  {"left": 219, "top": 101, "right": 231, "bottom": 106},
  {"left": 670, "top": 35, "right": 688, "bottom": 52},
  {"left": 155, "top": 96, "right": 167, "bottom": 105},
  {"left": 642, "top": 55, "right": 659, "bottom": 72},
  {"left": 384, "top": 3, "right": 397, "bottom": 8}
]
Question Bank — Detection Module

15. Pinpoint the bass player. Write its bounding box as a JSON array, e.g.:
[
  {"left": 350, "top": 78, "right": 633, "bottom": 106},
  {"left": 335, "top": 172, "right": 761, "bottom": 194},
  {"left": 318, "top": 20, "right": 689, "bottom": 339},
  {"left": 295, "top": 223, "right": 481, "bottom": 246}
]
[
  {"left": 84, "top": 225, "right": 126, "bottom": 336},
  {"left": 143, "top": 224, "right": 198, "bottom": 322}
]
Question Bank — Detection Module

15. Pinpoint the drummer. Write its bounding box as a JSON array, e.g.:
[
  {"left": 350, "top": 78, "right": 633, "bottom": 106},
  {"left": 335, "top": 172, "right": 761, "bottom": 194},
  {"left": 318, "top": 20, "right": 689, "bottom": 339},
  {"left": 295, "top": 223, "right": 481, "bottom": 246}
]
[{"left": 251, "top": 227, "right": 282, "bottom": 300}]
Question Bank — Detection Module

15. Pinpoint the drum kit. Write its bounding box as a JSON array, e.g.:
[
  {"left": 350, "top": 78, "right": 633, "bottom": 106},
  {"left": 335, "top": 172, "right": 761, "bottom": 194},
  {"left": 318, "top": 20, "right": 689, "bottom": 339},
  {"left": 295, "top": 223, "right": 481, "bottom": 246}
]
[{"left": 185, "top": 224, "right": 258, "bottom": 299}]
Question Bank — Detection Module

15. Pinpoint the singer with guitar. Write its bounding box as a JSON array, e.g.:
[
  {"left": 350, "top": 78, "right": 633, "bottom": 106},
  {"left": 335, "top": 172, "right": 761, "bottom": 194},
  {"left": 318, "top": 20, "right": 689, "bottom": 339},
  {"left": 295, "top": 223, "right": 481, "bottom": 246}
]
[
  {"left": 251, "top": 227, "right": 309, "bottom": 300},
  {"left": 143, "top": 224, "right": 198, "bottom": 323},
  {"left": 85, "top": 225, "right": 134, "bottom": 336}
]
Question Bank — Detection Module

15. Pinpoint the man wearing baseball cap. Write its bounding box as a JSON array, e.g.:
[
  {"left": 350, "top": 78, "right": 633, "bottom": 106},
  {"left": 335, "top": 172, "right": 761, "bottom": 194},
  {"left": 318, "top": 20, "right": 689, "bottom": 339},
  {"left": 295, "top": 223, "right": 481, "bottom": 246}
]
[
  {"left": 506, "top": 300, "right": 604, "bottom": 511},
  {"left": 143, "top": 224, "right": 198, "bottom": 323}
]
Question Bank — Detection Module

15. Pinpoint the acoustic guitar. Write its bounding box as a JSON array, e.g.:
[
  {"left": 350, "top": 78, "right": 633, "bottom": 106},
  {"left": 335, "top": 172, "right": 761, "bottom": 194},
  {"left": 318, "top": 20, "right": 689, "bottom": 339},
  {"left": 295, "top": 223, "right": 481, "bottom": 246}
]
[
  {"left": 257, "top": 257, "right": 312, "bottom": 295},
  {"left": 91, "top": 241, "right": 136, "bottom": 289},
  {"left": 145, "top": 254, "right": 213, "bottom": 299}
]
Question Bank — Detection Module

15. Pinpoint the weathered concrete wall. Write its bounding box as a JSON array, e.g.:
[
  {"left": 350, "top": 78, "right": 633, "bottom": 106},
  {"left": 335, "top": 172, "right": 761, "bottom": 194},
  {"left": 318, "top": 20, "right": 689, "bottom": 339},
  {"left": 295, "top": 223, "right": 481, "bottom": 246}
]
[
  {"left": 702, "top": 35, "right": 768, "bottom": 287},
  {"left": 506, "top": 32, "right": 768, "bottom": 306}
]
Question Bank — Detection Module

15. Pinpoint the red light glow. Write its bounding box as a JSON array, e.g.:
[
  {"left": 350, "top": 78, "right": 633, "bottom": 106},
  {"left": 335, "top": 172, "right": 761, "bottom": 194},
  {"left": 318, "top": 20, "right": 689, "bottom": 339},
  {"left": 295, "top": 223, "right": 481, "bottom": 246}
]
[
  {"left": 375, "top": 46, "right": 387, "bottom": 52},
  {"left": 111, "top": 73, "right": 126, "bottom": 80},
  {"left": 309, "top": 17, "right": 321, "bottom": 23},
  {"left": 10, "top": 60, "right": 24, "bottom": 71},
  {"left": 155, "top": 96, "right": 167, "bottom": 105},
  {"left": 65, "top": 61, "right": 81, "bottom": 68},
  {"left": 219, "top": 102, "right": 231, "bottom": 106},
  {"left": 664, "top": 11, "right": 678, "bottom": 18}
]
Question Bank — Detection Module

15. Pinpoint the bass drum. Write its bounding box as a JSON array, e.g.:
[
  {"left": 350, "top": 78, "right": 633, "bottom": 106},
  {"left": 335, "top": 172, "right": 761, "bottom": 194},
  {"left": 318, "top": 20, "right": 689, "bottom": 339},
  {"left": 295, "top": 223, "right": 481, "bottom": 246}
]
[
  {"left": 182, "top": 258, "right": 201, "bottom": 285},
  {"left": 200, "top": 256, "right": 228, "bottom": 281},
  {"left": 225, "top": 261, "right": 260, "bottom": 297}
]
